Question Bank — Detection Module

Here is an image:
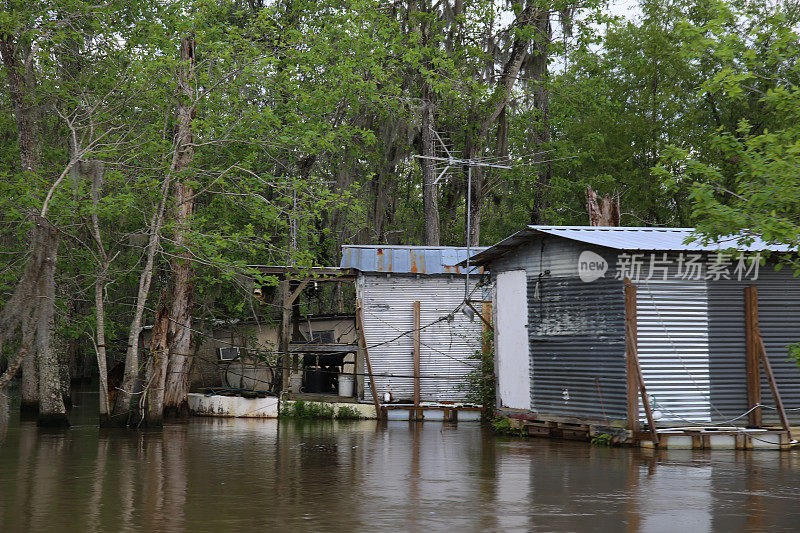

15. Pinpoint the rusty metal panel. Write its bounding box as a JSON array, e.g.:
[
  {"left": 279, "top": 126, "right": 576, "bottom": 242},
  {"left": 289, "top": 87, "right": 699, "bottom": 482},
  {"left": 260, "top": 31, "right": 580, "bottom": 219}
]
[
  {"left": 341, "top": 246, "right": 486, "bottom": 275},
  {"left": 358, "top": 274, "right": 486, "bottom": 403}
]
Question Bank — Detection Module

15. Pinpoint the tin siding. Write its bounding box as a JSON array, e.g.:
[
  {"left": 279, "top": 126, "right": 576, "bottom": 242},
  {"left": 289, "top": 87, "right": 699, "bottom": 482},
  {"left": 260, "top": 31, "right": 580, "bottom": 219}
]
[
  {"left": 527, "top": 276, "right": 627, "bottom": 420},
  {"left": 636, "top": 280, "right": 711, "bottom": 424},
  {"left": 359, "top": 274, "right": 484, "bottom": 403},
  {"left": 489, "top": 236, "right": 627, "bottom": 420},
  {"left": 708, "top": 269, "right": 800, "bottom": 425}
]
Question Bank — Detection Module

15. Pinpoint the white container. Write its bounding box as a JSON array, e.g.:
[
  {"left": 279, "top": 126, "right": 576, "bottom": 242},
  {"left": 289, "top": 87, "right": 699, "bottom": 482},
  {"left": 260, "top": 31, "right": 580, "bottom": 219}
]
[{"left": 338, "top": 374, "right": 354, "bottom": 397}]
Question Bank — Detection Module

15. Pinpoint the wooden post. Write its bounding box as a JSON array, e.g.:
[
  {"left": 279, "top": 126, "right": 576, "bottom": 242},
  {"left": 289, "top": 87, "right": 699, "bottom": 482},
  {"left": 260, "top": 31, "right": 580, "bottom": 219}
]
[
  {"left": 481, "top": 302, "right": 492, "bottom": 355},
  {"left": 756, "top": 331, "right": 792, "bottom": 439},
  {"left": 279, "top": 278, "right": 291, "bottom": 392},
  {"left": 744, "top": 286, "right": 762, "bottom": 426},
  {"left": 625, "top": 279, "right": 659, "bottom": 445},
  {"left": 356, "top": 303, "right": 381, "bottom": 417},
  {"left": 413, "top": 301, "right": 421, "bottom": 409},
  {"left": 624, "top": 279, "right": 640, "bottom": 434}
]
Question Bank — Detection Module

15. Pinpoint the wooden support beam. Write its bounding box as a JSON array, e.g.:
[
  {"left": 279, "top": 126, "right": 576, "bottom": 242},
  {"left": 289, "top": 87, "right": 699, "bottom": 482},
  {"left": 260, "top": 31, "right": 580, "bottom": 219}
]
[
  {"left": 624, "top": 279, "right": 640, "bottom": 434},
  {"left": 356, "top": 302, "right": 381, "bottom": 417},
  {"left": 279, "top": 279, "right": 291, "bottom": 391},
  {"left": 624, "top": 279, "right": 658, "bottom": 445},
  {"left": 466, "top": 300, "right": 493, "bottom": 330},
  {"left": 744, "top": 286, "right": 762, "bottom": 426},
  {"left": 413, "top": 300, "right": 421, "bottom": 408},
  {"left": 755, "top": 330, "right": 792, "bottom": 440},
  {"left": 287, "top": 278, "right": 310, "bottom": 305}
]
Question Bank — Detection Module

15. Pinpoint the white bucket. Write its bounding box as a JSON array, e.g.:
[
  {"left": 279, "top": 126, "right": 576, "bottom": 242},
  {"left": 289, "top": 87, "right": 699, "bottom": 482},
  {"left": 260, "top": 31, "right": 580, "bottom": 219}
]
[{"left": 338, "top": 374, "right": 354, "bottom": 397}]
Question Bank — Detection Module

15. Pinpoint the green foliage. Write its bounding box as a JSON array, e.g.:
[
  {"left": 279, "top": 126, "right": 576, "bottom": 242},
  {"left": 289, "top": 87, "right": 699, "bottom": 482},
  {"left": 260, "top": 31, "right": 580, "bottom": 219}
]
[
  {"left": 490, "top": 417, "right": 525, "bottom": 437},
  {"left": 590, "top": 433, "right": 612, "bottom": 447},
  {"left": 334, "top": 405, "right": 361, "bottom": 420},
  {"left": 461, "top": 329, "right": 495, "bottom": 416},
  {"left": 279, "top": 401, "right": 361, "bottom": 420},
  {"left": 655, "top": 0, "right": 800, "bottom": 249}
]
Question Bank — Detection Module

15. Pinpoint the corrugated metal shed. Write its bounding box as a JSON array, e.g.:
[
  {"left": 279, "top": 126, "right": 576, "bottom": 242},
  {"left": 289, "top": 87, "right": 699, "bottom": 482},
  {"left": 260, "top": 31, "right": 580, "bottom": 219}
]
[
  {"left": 483, "top": 227, "right": 800, "bottom": 428},
  {"left": 469, "top": 226, "right": 792, "bottom": 266},
  {"left": 341, "top": 245, "right": 487, "bottom": 275},
  {"left": 358, "top": 275, "right": 486, "bottom": 403}
]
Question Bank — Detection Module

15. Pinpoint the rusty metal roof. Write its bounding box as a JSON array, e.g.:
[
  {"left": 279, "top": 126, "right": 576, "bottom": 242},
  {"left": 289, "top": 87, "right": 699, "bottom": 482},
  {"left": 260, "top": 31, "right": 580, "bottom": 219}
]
[
  {"left": 340, "top": 245, "right": 487, "bottom": 275},
  {"left": 466, "top": 226, "right": 793, "bottom": 266}
]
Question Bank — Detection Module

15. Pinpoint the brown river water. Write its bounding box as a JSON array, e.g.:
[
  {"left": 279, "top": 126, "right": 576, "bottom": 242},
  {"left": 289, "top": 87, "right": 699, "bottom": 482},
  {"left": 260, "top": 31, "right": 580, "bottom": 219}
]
[{"left": 2, "top": 389, "right": 800, "bottom": 532}]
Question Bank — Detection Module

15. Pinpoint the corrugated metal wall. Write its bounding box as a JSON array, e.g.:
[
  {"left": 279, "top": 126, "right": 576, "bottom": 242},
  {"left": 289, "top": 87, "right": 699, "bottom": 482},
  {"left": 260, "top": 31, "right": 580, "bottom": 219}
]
[
  {"left": 527, "top": 275, "right": 628, "bottom": 421},
  {"left": 489, "top": 234, "right": 800, "bottom": 426},
  {"left": 708, "top": 270, "right": 800, "bottom": 425},
  {"left": 359, "top": 274, "right": 485, "bottom": 403},
  {"left": 636, "top": 280, "right": 712, "bottom": 424}
]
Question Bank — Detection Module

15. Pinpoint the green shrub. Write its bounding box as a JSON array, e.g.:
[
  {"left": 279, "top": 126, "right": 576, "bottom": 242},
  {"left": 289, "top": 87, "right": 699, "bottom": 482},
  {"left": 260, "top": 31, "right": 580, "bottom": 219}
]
[
  {"left": 335, "top": 405, "right": 361, "bottom": 420},
  {"left": 491, "top": 416, "right": 523, "bottom": 436},
  {"left": 280, "top": 400, "right": 338, "bottom": 419},
  {"left": 590, "top": 433, "right": 612, "bottom": 447}
]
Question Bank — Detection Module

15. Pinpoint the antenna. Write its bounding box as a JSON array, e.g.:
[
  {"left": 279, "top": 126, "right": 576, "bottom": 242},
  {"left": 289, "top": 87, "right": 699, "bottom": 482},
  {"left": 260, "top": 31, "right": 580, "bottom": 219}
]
[{"left": 414, "top": 129, "right": 513, "bottom": 305}]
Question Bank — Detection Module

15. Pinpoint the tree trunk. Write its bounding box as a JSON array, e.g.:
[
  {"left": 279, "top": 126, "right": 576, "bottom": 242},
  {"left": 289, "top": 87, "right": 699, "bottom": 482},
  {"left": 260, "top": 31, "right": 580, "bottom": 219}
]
[
  {"left": 586, "top": 185, "right": 621, "bottom": 226},
  {"left": 111, "top": 169, "right": 172, "bottom": 425},
  {"left": 420, "top": 83, "right": 440, "bottom": 245},
  {"left": 163, "top": 37, "right": 197, "bottom": 420},
  {"left": 465, "top": 4, "right": 536, "bottom": 244},
  {"left": 0, "top": 35, "right": 40, "bottom": 174},
  {"left": 143, "top": 301, "right": 170, "bottom": 427},
  {"left": 0, "top": 217, "right": 53, "bottom": 393},
  {"left": 86, "top": 159, "right": 112, "bottom": 422},
  {"left": 529, "top": 8, "right": 552, "bottom": 225},
  {"left": 163, "top": 183, "right": 195, "bottom": 419},
  {"left": 34, "top": 219, "right": 68, "bottom": 427},
  {"left": 1, "top": 35, "right": 42, "bottom": 413},
  {"left": 94, "top": 267, "right": 110, "bottom": 421},
  {"left": 20, "top": 343, "right": 38, "bottom": 416}
]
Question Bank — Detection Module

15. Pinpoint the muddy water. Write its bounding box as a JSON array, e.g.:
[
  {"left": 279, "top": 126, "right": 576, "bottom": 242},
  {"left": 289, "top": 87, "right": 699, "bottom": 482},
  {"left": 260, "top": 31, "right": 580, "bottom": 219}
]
[{"left": 2, "top": 390, "right": 800, "bottom": 532}]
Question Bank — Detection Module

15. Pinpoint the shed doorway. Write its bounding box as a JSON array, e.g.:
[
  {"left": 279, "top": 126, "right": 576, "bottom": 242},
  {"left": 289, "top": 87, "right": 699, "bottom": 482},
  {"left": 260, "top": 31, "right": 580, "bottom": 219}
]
[{"left": 495, "top": 270, "right": 531, "bottom": 410}]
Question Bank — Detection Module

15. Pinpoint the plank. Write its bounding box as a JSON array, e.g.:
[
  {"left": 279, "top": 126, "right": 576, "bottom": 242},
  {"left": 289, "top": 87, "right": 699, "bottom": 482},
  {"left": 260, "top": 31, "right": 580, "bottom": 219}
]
[
  {"left": 744, "top": 286, "right": 762, "bottom": 426},
  {"left": 356, "top": 302, "right": 381, "bottom": 417},
  {"left": 756, "top": 330, "right": 792, "bottom": 439},
  {"left": 624, "top": 279, "right": 640, "bottom": 434}
]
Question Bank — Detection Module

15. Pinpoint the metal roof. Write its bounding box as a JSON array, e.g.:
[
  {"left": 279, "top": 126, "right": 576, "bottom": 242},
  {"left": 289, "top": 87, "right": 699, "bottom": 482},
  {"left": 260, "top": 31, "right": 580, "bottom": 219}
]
[
  {"left": 340, "top": 245, "right": 487, "bottom": 274},
  {"left": 467, "top": 226, "right": 793, "bottom": 266}
]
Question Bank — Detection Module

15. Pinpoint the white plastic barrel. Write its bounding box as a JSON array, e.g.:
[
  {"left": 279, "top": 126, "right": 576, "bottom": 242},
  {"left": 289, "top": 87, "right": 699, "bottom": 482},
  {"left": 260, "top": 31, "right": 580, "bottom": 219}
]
[{"left": 337, "top": 374, "right": 354, "bottom": 397}]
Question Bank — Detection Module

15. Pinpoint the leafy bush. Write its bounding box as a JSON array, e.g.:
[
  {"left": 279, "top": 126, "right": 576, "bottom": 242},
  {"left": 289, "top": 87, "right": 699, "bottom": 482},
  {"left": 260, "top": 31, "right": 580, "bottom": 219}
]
[
  {"left": 335, "top": 405, "right": 361, "bottom": 420},
  {"left": 590, "top": 433, "right": 612, "bottom": 447},
  {"left": 280, "top": 400, "right": 336, "bottom": 419},
  {"left": 491, "top": 417, "right": 523, "bottom": 436}
]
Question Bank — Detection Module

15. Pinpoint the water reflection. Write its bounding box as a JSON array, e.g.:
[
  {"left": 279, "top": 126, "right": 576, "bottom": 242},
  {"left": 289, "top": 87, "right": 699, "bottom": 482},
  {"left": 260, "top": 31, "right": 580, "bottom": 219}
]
[{"left": 2, "top": 393, "right": 800, "bottom": 532}]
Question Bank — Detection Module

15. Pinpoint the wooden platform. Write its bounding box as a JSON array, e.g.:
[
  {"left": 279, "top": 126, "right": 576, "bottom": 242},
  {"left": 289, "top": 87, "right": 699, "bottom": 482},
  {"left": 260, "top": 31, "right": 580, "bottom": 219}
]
[
  {"left": 497, "top": 409, "right": 798, "bottom": 450},
  {"left": 505, "top": 415, "right": 631, "bottom": 444}
]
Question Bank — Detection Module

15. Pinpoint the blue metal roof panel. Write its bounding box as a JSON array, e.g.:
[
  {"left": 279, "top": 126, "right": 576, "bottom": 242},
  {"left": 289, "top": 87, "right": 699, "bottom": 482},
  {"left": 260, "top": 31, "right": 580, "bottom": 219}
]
[
  {"left": 465, "top": 226, "right": 793, "bottom": 267},
  {"left": 528, "top": 226, "right": 792, "bottom": 252},
  {"left": 340, "top": 245, "right": 487, "bottom": 274}
]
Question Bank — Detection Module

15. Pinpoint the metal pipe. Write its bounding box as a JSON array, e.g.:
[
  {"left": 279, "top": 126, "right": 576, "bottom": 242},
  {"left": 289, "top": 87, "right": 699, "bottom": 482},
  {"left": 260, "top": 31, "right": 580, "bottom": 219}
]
[{"left": 465, "top": 165, "right": 471, "bottom": 302}]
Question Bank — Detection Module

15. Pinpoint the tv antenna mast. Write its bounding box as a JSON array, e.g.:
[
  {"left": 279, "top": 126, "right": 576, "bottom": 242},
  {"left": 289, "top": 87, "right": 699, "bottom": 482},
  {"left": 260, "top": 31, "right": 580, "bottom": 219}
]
[{"left": 413, "top": 129, "right": 512, "bottom": 313}]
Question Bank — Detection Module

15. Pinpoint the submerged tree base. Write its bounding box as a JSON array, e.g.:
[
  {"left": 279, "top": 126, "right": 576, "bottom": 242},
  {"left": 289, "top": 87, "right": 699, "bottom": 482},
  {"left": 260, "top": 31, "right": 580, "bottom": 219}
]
[
  {"left": 37, "top": 413, "right": 69, "bottom": 428},
  {"left": 19, "top": 402, "right": 39, "bottom": 419},
  {"left": 163, "top": 402, "right": 190, "bottom": 421}
]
